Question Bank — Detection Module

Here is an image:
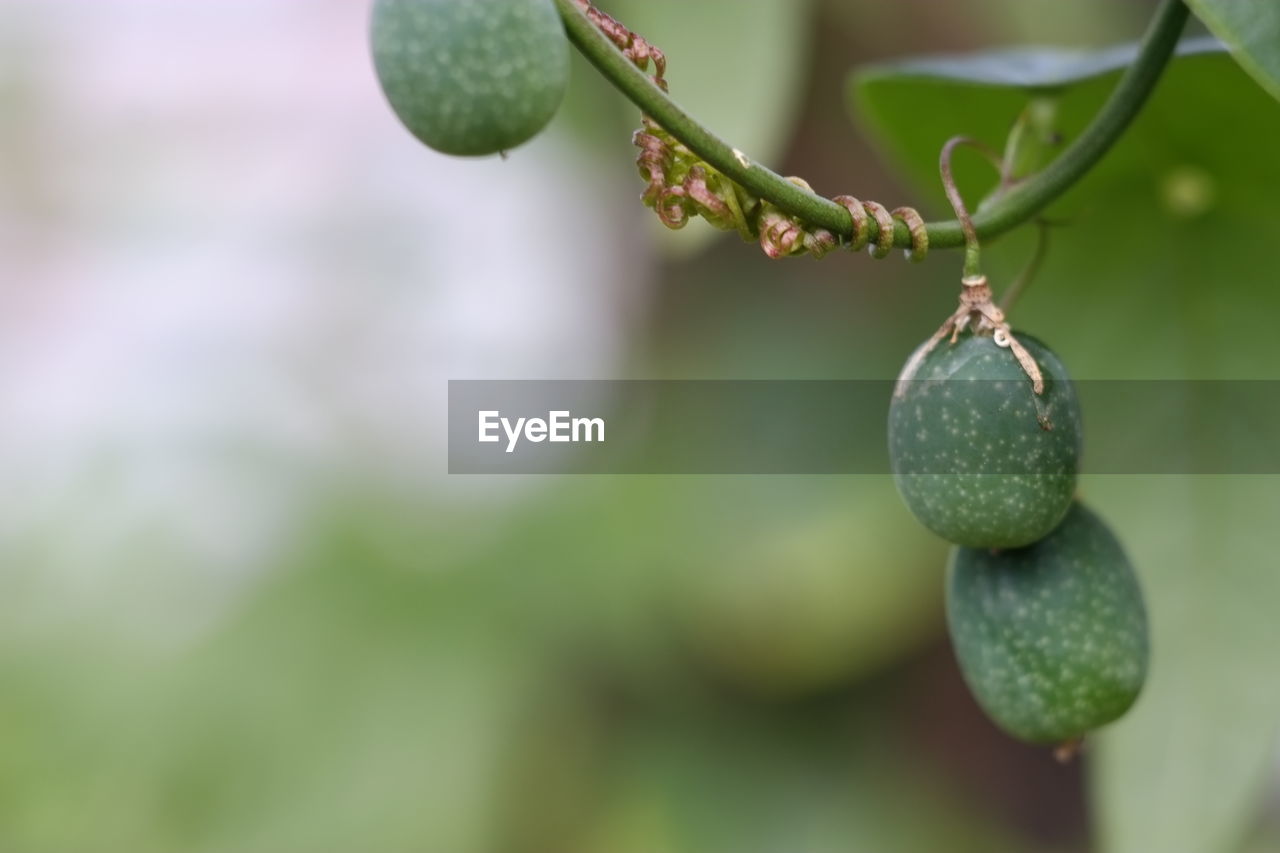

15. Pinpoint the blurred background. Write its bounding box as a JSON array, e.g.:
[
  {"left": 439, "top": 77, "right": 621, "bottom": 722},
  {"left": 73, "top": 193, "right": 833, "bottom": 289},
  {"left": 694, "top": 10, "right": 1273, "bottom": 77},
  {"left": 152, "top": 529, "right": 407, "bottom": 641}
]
[{"left": 2, "top": 1, "right": 1279, "bottom": 851}]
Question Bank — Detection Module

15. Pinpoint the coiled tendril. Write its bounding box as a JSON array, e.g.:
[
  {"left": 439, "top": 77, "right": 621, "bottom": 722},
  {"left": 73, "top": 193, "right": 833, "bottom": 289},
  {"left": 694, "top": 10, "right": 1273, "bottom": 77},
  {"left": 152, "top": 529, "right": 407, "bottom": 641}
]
[
  {"left": 581, "top": 0, "right": 928, "bottom": 263},
  {"left": 571, "top": 0, "right": 666, "bottom": 90}
]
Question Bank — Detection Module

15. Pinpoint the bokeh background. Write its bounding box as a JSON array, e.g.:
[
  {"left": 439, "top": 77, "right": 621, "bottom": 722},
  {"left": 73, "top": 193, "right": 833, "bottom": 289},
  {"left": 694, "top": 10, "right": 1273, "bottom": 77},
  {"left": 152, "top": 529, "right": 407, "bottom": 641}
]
[{"left": 2, "top": 1, "right": 1279, "bottom": 851}]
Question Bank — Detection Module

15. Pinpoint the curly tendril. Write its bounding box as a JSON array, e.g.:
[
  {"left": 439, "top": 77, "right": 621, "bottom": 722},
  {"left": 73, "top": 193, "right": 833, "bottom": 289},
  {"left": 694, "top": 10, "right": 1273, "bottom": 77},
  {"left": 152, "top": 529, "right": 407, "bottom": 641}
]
[
  {"left": 832, "top": 196, "right": 870, "bottom": 251},
  {"left": 635, "top": 118, "right": 744, "bottom": 234},
  {"left": 584, "top": 0, "right": 927, "bottom": 262},
  {"left": 893, "top": 206, "right": 929, "bottom": 263},
  {"left": 939, "top": 136, "right": 1002, "bottom": 277},
  {"left": 835, "top": 197, "right": 928, "bottom": 263},
  {"left": 863, "top": 201, "right": 896, "bottom": 259},
  {"left": 571, "top": 0, "right": 666, "bottom": 91}
]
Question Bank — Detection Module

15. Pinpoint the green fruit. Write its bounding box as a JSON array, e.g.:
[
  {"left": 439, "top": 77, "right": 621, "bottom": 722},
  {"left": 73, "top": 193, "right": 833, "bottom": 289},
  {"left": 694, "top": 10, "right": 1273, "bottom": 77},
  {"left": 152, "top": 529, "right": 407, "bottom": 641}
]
[
  {"left": 888, "top": 331, "right": 1082, "bottom": 548},
  {"left": 370, "top": 0, "right": 570, "bottom": 157},
  {"left": 947, "top": 503, "right": 1149, "bottom": 744}
]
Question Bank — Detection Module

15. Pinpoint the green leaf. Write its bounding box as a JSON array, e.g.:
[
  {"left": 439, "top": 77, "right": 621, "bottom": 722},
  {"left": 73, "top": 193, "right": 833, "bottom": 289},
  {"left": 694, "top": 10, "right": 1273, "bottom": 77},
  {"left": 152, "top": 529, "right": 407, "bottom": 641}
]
[
  {"left": 850, "top": 39, "right": 1228, "bottom": 220},
  {"left": 587, "top": 712, "right": 1022, "bottom": 853},
  {"left": 855, "top": 36, "right": 1222, "bottom": 91},
  {"left": 1087, "top": 476, "right": 1280, "bottom": 853},
  {"left": 853, "top": 49, "right": 1280, "bottom": 853},
  {"left": 667, "top": 478, "right": 945, "bottom": 696},
  {"left": 1185, "top": 0, "right": 1280, "bottom": 102}
]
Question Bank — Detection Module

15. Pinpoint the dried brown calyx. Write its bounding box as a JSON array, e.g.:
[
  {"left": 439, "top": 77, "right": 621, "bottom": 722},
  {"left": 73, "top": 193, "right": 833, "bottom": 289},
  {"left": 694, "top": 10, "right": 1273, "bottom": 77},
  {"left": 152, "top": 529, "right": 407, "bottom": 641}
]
[{"left": 895, "top": 274, "right": 1045, "bottom": 397}]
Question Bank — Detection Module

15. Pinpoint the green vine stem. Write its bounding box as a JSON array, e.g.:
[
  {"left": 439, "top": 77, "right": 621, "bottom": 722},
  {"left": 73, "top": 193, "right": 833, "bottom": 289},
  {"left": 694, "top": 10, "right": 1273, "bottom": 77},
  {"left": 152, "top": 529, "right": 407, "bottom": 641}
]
[{"left": 554, "top": 0, "right": 1189, "bottom": 252}]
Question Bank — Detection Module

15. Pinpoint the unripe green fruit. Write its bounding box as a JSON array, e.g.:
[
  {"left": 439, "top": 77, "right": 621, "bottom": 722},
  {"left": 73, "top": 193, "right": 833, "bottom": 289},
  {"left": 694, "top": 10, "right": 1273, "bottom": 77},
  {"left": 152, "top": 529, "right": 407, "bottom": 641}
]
[
  {"left": 888, "top": 332, "right": 1081, "bottom": 548},
  {"left": 370, "top": 0, "right": 570, "bottom": 157},
  {"left": 947, "top": 503, "right": 1149, "bottom": 744}
]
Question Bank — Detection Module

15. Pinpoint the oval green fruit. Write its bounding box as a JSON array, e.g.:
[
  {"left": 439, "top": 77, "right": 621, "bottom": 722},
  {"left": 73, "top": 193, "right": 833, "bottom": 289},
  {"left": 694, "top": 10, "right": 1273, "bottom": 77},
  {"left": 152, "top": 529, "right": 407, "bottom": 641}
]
[
  {"left": 888, "top": 331, "right": 1082, "bottom": 548},
  {"left": 370, "top": 0, "right": 570, "bottom": 157},
  {"left": 947, "top": 503, "right": 1149, "bottom": 744}
]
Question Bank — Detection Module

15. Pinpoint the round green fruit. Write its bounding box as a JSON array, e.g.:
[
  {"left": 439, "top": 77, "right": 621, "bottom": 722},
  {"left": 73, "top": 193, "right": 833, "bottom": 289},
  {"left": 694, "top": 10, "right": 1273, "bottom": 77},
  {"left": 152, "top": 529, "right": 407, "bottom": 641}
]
[
  {"left": 888, "top": 331, "right": 1082, "bottom": 548},
  {"left": 370, "top": 0, "right": 570, "bottom": 157},
  {"left": 947, "top": 502, "right": 1149, "bottom": 744}
]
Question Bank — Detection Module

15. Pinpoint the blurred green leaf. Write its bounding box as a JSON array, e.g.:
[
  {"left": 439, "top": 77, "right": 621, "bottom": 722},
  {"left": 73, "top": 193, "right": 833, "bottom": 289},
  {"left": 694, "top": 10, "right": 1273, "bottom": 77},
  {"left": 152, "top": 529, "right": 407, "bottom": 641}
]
[
  {"left": 1087, "top": 476, "right": 1280, "bottom": 853},
  {"left": 849, "top": 41, "right": 1239, "bottom": 226},
  {"left": 852, "top": 38, "right": 1225, "bottom": 212},
  {"left": 670, "top": 477, "right": 945, "bottom": 696},
  {"left": 480, "top": 475, "right": 948, "bottom": 700},
  {"left": 584, "top": 711, "right": 1021, "bottom": 853},
  {"left": 1186, "top": 0, "right": 1280, "bottom": 102},
  {"left": 0, "top": 498, "right": 559, "bottom": 853},
  {"left": 854, "top": 37, "right": 1222, "bottom": 90},
  {"left": 851, "top": 48, "right": 1280, "bottom": 853}
]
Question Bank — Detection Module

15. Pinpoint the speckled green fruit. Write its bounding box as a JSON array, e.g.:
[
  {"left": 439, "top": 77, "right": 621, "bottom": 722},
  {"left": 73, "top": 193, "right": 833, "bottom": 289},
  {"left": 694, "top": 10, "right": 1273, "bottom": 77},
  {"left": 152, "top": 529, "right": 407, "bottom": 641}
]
[
  {"left": 947, "top": 503, "right": 1148, "bottom": 744},
  {"left": 888, "top": 332, "right": 1081, "bottom": 548},
  {"left": 370, "top": 0, "right": 570, "bottom": 157}
]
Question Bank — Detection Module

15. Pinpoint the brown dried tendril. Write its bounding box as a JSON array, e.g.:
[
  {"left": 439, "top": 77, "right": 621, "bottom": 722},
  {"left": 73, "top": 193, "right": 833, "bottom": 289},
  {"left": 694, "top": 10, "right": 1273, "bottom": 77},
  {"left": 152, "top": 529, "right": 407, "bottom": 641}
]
[{"left": 572, "top": 0, "right": 666, "bottom": 91}]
